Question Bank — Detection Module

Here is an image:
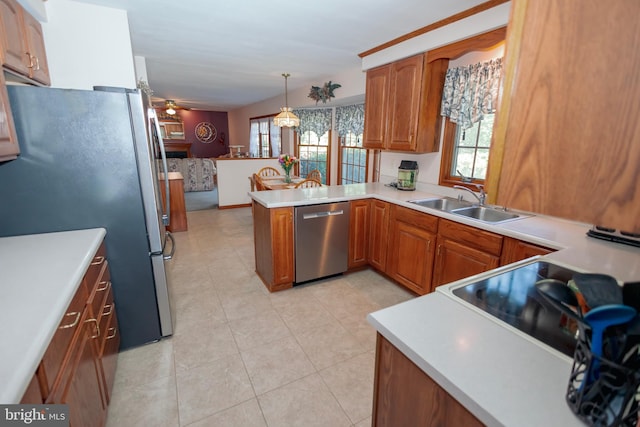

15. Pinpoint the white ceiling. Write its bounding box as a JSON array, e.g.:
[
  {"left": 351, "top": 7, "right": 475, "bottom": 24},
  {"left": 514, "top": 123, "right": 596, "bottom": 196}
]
[{"left": 73, "top": 0, "right": 488, "bottom": 112}]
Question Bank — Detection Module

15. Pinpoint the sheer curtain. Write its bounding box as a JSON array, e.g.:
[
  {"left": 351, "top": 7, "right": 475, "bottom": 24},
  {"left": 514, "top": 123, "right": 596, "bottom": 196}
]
[
  {"left": 269, "top": 120, "right": 281, "bottom": 157},
  {"left": 249, "top": 121, "right": 259, "bottom": 157},
  {"left": 441, "top": 57, "right": 503, "bottom": 129}
]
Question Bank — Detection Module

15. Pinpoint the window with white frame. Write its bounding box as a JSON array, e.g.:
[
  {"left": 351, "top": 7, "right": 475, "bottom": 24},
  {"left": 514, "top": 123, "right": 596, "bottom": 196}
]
[{"left": 249, "top": 115, "right": 281, "bottom": 158}]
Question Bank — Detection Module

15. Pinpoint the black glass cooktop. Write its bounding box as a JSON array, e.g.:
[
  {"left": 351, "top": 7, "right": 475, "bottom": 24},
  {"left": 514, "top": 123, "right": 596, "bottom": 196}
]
[{"left": 452, "top": 261, "right": 581, "bottom": 357}]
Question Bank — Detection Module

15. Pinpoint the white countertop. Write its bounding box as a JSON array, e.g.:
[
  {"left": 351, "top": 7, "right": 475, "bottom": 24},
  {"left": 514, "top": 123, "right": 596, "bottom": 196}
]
[
  {"left": 368, "top": 285, "right": 584, "bottom": 427},
  {"left": 250, "top": 182, "right": 640, "bottom": 282},
  {"left": 0, "top": 228, "right": 106, "bottom": 403},
  {"left": 252, "top": 181, "right": 640, "bottom": 425}
]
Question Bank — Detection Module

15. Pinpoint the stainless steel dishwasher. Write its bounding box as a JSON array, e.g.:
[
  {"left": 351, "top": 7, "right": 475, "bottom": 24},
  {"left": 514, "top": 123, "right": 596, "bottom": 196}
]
[{"left": 294, "top": 202, "right": 350, "bottom": 284}]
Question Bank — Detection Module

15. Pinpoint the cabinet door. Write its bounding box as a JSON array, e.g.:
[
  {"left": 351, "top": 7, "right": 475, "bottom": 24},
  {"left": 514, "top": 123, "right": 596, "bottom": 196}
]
[
  {"left": 271, "top": 207, "right": 294, "bottom": 287},
  {"left": 349, "top": 200, "right": 370, "bottom": 269},
  {"left": 500, "top": 237, "right": 553, "bottom": 266},
  {"left": 0, "top": 70, "right": 19, "bottom": 161},
  {"left": 363, "top": 65, "right": 390, "bottom": 149},
  {"left": 368, "top": 200, "right": 390, "bottom": 272},
  {"left": 48, "top": 313, "right": 107, "bottom": 427},
  {"left": 373, "top": 334, "right": 483, "bottom": 427},
  {"left": 433, "top": 237, "right": 500, "bottom": 289},
  {"left": 489, "top": 0, "right": 640, "bottom": 232},
  {"left": 388, "top": 220, "right": 436, "bottom": 295},
  {"left": 386, "top": 54, "right": 423, "bottom": 151},
  {"left": 21, "top": 10, "right": 49, "bottom": 85},
  {"left": 0, "top": 0, "right": 29, "bottom": 75}
]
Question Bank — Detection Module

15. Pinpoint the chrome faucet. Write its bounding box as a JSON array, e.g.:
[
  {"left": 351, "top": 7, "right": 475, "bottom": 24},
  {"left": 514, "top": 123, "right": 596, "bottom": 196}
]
[{"left": 453, "top": 184, "right": 486, "bottom": 206}]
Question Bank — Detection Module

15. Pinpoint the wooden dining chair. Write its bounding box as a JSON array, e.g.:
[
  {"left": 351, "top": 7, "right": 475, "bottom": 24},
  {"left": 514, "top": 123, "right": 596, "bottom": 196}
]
[
  {"left": 306, "top": 169, "right": 322, "bottom": 183},
  {"left": 253, "top": 173, "right": 268, "bottom": 191},
  {"left": 257, "top": 166, "right": 280, "bottom": 177},
  {"left": 294, "top": 178, "right": 322, "bottom": 188}
]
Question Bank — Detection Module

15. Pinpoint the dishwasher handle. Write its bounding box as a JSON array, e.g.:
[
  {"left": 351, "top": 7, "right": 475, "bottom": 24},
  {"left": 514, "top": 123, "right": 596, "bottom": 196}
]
[{"left": 302, "top": 210, "right": 345, "bottom": 220}]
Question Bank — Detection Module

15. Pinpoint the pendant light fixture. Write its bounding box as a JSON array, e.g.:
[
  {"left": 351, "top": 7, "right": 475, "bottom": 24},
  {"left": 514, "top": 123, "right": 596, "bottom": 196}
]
[
  {"left": 273, "top": 73, "right": 300, "bottom": 127},
  {"left": 165, "top": 100, "right": 177, "bottom": 115}
]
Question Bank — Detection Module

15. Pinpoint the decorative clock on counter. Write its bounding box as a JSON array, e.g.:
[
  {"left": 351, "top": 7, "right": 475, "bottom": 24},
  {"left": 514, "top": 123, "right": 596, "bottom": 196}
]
[{"left": 195, "top": 122, "right": 217, "bottom": 143}]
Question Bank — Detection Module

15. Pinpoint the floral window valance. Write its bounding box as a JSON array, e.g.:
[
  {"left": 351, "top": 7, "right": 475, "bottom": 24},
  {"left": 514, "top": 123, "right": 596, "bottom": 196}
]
[
  {"left": 441, "top": 57, "right": 503, "bottom": 129},
  {"left": 335, "top": 104, "right": 365, "bottom": 137},
  {"left": 292, "top": 108, "right": 332, "bottom": 135}
]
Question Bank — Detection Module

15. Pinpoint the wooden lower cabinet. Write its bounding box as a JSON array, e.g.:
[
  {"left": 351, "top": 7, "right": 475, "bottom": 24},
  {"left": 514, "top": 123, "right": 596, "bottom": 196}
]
[
  {"left": 373, "top": 334, "right": 483, "bottom": 427},
  {"left": 387, "top": 205, "right": 437, "bottom": 295},
  {"left": 368, "top": 200, "right": 390, "bottom": 273},
  {"left": 253, "top": 201, "right": 294, "bottom": 291},
  {"left": 349, "top": 199, "right": 370, "bottom": 269},
  {"left": 48, "top": 310, "right": 106, "bottom": 427},
  {"left": 432, "top": 219, "right": 502, "bottom": 289},
  {"left": 500, "top": 236, "right": 554, "bottom": 265},
  {"left": 22, "top": 240, "right": 119, "bottom": 427}
]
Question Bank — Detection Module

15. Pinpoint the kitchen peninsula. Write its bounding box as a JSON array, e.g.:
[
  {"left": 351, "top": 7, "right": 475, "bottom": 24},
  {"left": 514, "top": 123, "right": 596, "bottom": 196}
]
[{"left": 249, "top": 182, "right": 640, "bottom": 426}]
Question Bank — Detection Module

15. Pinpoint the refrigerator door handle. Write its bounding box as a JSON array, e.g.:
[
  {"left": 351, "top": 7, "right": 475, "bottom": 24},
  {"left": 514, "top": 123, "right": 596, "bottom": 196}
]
[
  {"left": 163, "top": 231, "right": 176, "bottom": 260},
  {"left": 149, "top": 109, "right": 171, "bottom": 226}
]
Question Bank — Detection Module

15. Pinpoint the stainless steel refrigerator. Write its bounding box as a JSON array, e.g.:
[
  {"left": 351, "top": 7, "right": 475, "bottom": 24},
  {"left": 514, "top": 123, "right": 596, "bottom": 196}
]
[{"left": 0, "top": 85, "right": 174, "bottom": 349}]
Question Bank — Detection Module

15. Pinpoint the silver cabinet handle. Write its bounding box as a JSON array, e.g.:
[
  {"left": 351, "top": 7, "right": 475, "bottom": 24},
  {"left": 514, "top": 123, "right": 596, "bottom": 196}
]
[
  {"left": 106, "top": 327, "right": 117, "bottom": 340},
  {"left": 85, "top": 318, "right": 100, "bottom": 339},
  {"left": 103, "top": 304, "right": 113, "bottom": 317},
  {"left": 91, "top": 256, "right": 105, "bottom": 266},
  {"left": 59, "top": 311, "right": 81, "bottom": 329},
  {"left": 97, "top": 280, "right": 110, "bottom": 292}
]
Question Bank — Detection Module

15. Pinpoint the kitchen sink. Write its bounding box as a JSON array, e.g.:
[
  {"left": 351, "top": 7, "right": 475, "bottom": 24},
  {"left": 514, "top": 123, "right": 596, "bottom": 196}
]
[
  {"left": 409, "top": 197, "right": 473, "bottom": 211},
  {"left": 451, "top": 206, "right": 523, "bottom": 223}
]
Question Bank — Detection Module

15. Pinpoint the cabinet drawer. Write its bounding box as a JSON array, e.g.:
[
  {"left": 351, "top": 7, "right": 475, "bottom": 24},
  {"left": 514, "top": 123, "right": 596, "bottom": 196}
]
[
  {"left": 40, "top": 282, "right": 88, "bottom": 395},
  {"left": 393, "top": 205, "right": 438, "bottom": 233},
  {"left": 438, "top": 219, "right": 503, "bottom": 256},
  {"left": 87, "top": 261, "right": 110, "bottom": 324},
  {"left": 97, "top": 286, "right": 115, "bottom": 356},
  {"left": 100, "top": 309, "right": 119, "bottom": 403},
  {"left": 83, "top": 243, "right": 107, "bottom": 295}
]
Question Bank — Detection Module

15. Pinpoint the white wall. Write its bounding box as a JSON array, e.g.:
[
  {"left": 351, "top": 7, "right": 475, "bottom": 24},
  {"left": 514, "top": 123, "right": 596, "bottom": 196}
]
[
  {"left": 216, "top": 158, "right": 281, "bottom": 207},
  {"left": 42, "top": 0, "right": 136, "bottom": 90}
]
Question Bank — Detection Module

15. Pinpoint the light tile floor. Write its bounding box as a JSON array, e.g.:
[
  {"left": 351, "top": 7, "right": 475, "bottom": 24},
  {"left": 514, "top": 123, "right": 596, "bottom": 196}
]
[{"left": 105, "top": 207, "right": 415, "bottom": 427}]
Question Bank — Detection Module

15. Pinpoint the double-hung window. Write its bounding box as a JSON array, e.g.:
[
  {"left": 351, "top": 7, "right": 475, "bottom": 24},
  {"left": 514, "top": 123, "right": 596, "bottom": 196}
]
[{"left": 249, "top": 115, "right": 281, "bottom": 158}]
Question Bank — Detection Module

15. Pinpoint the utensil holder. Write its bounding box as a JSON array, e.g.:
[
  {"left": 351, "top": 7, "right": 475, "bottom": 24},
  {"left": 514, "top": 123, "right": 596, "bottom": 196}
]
[{"left": 566, "top": 324, "right": 640, "bottom": 426}]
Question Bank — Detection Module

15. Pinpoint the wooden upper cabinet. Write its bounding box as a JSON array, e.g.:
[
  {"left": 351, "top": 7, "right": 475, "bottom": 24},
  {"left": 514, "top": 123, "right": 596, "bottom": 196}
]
[
  {"left": 21, "top": 10, "right": 50, "bottom": 85},
  {"left": 0, "top": 0, "right": 50, "bottom": 85},
  {"left": 0, "top": 70, "right": 19, "bottom": 161},
  {"left": 488, "top": 0, "right": 640, "bottom": 232},
  {"left": 363, "top": 65, "right": 390, "bottom": 149},
  {"left": 386, "top": 55, "right": 423, "bottom": 151},
  {"left": 0, "top": 0, "right": 29, "bottom": 75},
  {"left": 364, "top": 54, "right": 447, "bottom": 153}
]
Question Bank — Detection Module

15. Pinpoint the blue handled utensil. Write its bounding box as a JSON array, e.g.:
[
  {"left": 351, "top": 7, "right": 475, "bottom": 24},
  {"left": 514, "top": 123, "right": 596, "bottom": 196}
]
[{"left": 583, "top": 304, "right": 636, "bottom": 381}]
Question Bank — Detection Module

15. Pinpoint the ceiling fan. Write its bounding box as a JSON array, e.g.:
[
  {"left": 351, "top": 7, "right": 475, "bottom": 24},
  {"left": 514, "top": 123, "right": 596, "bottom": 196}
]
[{"left": 154, "top": 99, "right": 191, "bottom": 115}]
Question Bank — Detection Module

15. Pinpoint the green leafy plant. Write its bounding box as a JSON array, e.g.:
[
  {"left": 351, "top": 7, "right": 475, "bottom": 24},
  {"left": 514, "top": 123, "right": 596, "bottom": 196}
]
[{"left": 308, "top": 81, "right": 341, "bottom": 104}]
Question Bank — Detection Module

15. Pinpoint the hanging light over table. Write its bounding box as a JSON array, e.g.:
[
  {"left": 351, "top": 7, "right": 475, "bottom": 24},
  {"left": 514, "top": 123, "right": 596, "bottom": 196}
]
[{"left": 273, "top": 73, "right": 300, "bottom": 127}]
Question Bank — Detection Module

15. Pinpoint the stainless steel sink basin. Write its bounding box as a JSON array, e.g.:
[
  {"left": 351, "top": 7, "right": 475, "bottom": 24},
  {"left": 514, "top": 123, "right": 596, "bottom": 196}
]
[
  {"left": 451, "top": 206, "right": 522, "bottom": 223},
  {"left": 409, "top": 197, "right": 473, "bottom": 211}
]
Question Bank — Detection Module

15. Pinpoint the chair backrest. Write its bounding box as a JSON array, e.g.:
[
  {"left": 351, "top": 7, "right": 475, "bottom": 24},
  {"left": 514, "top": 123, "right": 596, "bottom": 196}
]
[
  {"left": 258, "top": 166, "right": 280, "bottom": 177},
  {"left": 295, "top": 178, "right": 322, "bottom": 188},
  {"left": 306, "top": 169, "right": 322, "bottom": 183},
  {"left": 253, "top": 173, "right": 268, "bottom": 191}
]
